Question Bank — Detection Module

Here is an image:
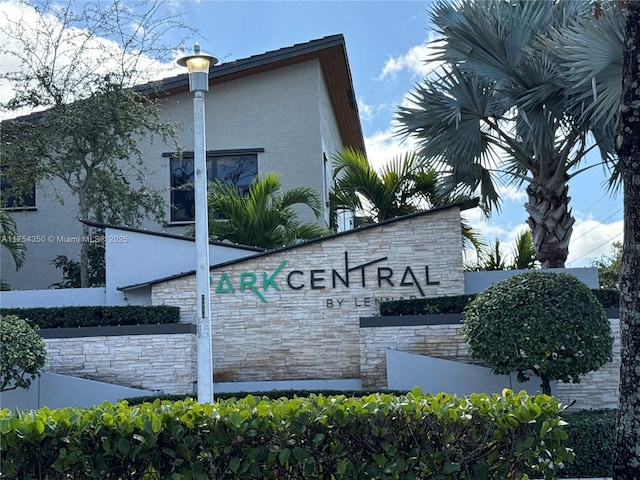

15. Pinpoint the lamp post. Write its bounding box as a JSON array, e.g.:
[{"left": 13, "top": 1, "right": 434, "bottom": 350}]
[{"left": 177, "top": 44, "right": 218, "bottom": 404}]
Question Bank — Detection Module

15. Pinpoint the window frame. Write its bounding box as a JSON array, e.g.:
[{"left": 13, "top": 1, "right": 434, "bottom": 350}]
[
  {"left": 166, "top": 148, "right": 263, "bottom": 224},
  {"left": 0, "top": 166, "right": 37, "bottom": 211}
]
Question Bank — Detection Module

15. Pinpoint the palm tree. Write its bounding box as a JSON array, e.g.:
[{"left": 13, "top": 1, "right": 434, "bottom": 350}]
[
  {"left": 511, "top": 230, "right": 538, "bottom": 270},
  {"left": 0, "top": 211, "right": 26, "bottom": 269},
  {"left": 202, "top": 172, "right": 330, "bottom": 249},
  {"left": 332, "top": 147, "right": 442, "bottom": 222},
  {"left": 395, "top": 0, "right": 616, "bottom": 268},
  {"left": 465, "top": 230, "right": 538, "bottom": 272},
  {"left": 332, "top": 147, "right": 484, "bottom": 254},
  {"left": 0, "top": 211, "right": 26, "bottom": 290}
]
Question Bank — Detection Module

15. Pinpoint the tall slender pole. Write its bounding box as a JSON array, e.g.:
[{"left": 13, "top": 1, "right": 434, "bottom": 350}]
[
  {"left": 177, "top": 44, "right": 217, "bottom": 404},
  {"left": 193, "top": 89, "right": 213, "bottom": 403}
]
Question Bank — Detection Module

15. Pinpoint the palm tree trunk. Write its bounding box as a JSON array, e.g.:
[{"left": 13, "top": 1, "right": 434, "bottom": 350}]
[
  {"left": 614, "top": 3, "right": 640, "bottom": 478},
  {"left": 525, "top": 180, "right": 574, "bottom": 268}
]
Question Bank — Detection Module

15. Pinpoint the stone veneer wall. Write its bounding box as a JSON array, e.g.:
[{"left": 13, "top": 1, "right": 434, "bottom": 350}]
[
  {"left": 360, "top": 317, "right": 621, "bottom": 410},
  {"left": 152, "top": 208, "right": 467, "bottom": 384},
  {"left": 360, "top": 323, "right": 469, "bottom": 388},
  {"left": 44, "top": 330, "right": 196, "bottom": 394},
  {"left": 554, "top": 317, "right": 620, "bottom": 410}
]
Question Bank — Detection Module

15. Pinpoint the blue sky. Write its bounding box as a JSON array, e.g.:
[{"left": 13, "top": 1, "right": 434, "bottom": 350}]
[
  {"left": 0, "top": 0, "right": 624, "bottom": 267},
  {"left": 168, "top": 0, "right": 623, "bottom": 268}
]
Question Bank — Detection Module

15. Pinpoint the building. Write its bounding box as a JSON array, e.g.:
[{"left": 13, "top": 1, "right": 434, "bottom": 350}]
[{"left": 0, "top": 34, "right": 364, "bottom": 290}]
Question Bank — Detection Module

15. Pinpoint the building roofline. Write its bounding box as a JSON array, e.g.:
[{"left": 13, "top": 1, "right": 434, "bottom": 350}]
[
  {"left": 3, "top": 34, "right": 365, "bottom": 153},
  {"left": 80, "top": 220, "right": 264, "bottom": 252},
  {"left": 118, "top": 198, "right": 479, "bottom": 291},
  {"left": 139, "top": 34, "right": 364, "bottom": 153}
]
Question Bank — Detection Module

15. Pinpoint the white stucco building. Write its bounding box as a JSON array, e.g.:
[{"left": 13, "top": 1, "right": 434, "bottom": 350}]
[{"left": 1, "top": 34, "right": 364, "bottom": 290}]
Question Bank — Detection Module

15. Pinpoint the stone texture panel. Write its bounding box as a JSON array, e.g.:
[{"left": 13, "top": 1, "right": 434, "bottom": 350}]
[
  {"left": 152, "top": 208, "right": 466, "bottom": 384},
  {"left": 45, "top": 334, "right": 196, "bottom": 394},
  {"left": 554, "top": 318, "right": 621, "bottom": 410}
]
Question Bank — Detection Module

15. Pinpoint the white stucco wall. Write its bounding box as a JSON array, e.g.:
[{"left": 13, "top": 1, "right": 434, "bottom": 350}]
[
  {"left": 104, "top": 227, "right": 260, "bottom": 305},
  {"left": 1, "top": 176, "right": 89, "bottom": 291},
  {"left": 3, "top": 59, "right": 349, "bottom": 290},
  {"left": 146, "top": 59, "right": 330, "bottom": 231}
]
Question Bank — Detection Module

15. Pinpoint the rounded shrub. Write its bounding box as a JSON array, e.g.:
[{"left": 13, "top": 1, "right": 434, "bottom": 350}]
[
  {"left": 463, "top": 271, "right": 613, "bottom": 395},
  {"left": 0, "top": 314, "right": 47, "bottom": 392}
]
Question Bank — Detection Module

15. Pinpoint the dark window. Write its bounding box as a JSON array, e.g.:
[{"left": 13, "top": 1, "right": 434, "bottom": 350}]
[
  {"left": 170, "top": 151, "right": 259, "bottom": 222},
  {"left": 0, "top": 167, "right": 36, "bottom": 209}
]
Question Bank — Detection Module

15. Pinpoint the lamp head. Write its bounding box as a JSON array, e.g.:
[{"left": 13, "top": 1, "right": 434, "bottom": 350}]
[{"left": 177, "top": 43, "right": 218, "bottom": 92}]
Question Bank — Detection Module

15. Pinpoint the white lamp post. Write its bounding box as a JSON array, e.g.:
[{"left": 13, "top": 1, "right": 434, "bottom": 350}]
[{"left": 177, "top": 44, "right": 218, "bottom": 404}]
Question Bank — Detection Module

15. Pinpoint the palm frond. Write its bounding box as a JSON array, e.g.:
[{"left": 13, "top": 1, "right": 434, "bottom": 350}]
[
  {"left": 547, "top": 2, "right": 623, "bottom": 128},
  {"left": 205, "top": 173, "right": 326, "bottom": 249},
  {"left": 0, "top": 211, "right": 27, "bottom": 270}
]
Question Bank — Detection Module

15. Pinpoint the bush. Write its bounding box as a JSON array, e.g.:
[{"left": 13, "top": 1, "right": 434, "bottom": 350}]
[
  {"left": 380, "top": 294, "right": 477, "bottom": 316},
  {"left": 380, "top": 288, "right": 620, "bottom": 317},
  {"left": 591, "top": 288, "right": 620, "bottom": 309},
  {"left": 463, "top": 271, "right": 613, "bottom": 395},
  {"left": 0, "top": 315, "right": 46, "bottom": 392},
  {"left": 122, "top": 389, "right": 410, "bottom": 405},
  {"left": 0, "top": 305, "right": 180, "bottom": 329},
  {"left": 562, "top": 409, "right": 615, "bottom": 477},
  {"left": 0, "top": 389, "right": 573, "bottom": 479}
]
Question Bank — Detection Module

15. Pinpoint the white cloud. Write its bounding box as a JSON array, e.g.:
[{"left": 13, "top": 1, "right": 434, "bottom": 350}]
[
  {"left": 364, "top": 126, "right": 418, "bottom": 171},
  {"left": 462, "top": 208, "right": 624, "bottom": 269},
  {"left": 357, "top": 97, "right": 392, "bottom": 124},
  {"left": 377, "top": 34, "right": 443, "bottom": 81},
  {"left": 0, "top": 0, "right": 179, "bottom": 120},
  {"left": 496, "top": 184, "right": 527, "bottom": 203},
  {"left": 566, "top": 218, "right": 623, "bottom": 267}
]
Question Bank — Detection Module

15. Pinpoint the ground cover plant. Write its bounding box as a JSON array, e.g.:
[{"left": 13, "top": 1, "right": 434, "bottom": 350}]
[{"left": 0, "top": 388, "right": 573, "bottom": 479}]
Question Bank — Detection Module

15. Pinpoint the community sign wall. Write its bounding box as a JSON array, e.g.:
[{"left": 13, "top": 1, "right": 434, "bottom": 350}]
[{"left": 150, "top": 201, "right": 477, "bottom": 389}]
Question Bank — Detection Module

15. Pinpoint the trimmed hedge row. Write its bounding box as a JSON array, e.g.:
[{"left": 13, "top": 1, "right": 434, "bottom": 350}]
[
  {"left": 0, "top": 389, "right": 573, "bottom": 479},
  {"left": 123, "top": 395, "right": 616, "bottom": 478},
  {"left": 561, "top": 409, "right": 615, "bottom": 477},
  {"left": 380, "top": 288, "right": 619, "bottom": 316},
  {"left": 380, "top": 294, "right": 476, "bottom": 316},
  {"left": 0, "top": 305, "right": 180, "bottom": 329},
  {"left": 123, "top": 389, "right": 410, "bottom": 406}
]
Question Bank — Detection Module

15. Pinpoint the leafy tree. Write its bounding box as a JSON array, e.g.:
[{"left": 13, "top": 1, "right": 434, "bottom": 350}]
[
  {"left": 0, "top": 0, "right": 190, "bottom": 287},
  {"left": 590, "top": 241, "right": 622, "bottom": 291},
  {"left": 551, "top": 3, "right": 639, "bottom": 474},
  {"left": 463, "top": 271, "right": 613, "bottom": 395},
  {"left": 332, "top": 147, "right": 484, "bottom": 254},
  {"left": 50, "top": 230, "right": 106, "bottom": 288},
  {"left": 0, "top": 315, "right": 46, "bottom": 392},
  {"left": 395, "top": 0, "right": 618, "bottom": 268},
  {"left": 201, "top": 172, "right": 330, "bottom": 249}
]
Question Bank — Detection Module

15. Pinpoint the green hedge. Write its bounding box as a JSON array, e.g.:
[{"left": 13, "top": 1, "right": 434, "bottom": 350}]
[
  {"left": 561, "top": 409, "right": 615, "bottom": 477},
  {"left": 0, "top": 305, "right": 180, "bottom": 329},
  {"left": 0, "top": 389, "right": 573, "bottom": 479},
  {"left": 380, "top": 294, "right": 476, "bottom": 316},
  {"left": 591, "top": 289, "right": 620, "bottom": 309},
  {"left": 380, "top": 288, "right": 619, "bottom": 316},
  {"left": 123, "top": 389, "right": 410, "bottom": 405}
]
